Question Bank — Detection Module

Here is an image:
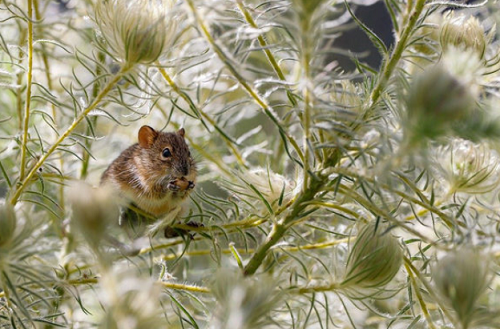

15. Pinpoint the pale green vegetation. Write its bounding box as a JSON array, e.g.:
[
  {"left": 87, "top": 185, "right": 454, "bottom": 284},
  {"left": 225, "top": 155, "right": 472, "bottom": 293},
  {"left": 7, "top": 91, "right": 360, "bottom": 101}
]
[{"left": 1, "top": 0, "right": 500, "bottom": 328}]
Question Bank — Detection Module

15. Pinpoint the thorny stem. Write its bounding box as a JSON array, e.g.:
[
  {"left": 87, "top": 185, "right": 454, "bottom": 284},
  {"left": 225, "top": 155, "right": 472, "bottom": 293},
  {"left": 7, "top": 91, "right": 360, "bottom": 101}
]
[
  {"left": 19, "top": 0, "right": 34, "bottom": 181},
  {"left": 10, "top": 64, "right": 133, "bottom": 205},
  {"left": 16, "top": 27, "right": 27, "bottom": 131},
  {"left": 160, "top": 281, "right": 210, "bottom": 293}
]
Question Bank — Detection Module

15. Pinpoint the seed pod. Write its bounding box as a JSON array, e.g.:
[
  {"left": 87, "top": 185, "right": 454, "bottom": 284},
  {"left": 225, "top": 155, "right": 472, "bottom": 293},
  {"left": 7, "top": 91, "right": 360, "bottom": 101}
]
[
  {"left": 433, "top": 248, "right": 491, "bottom": 328},
  {"left": 341, "top": 223, "right": 403, "bottom": 292},
  {"left": 405, "top": 64, "right": 476, "bottom": 142},
  {"left": 94, "top": 0, "right": 179, "bottom": 65}
]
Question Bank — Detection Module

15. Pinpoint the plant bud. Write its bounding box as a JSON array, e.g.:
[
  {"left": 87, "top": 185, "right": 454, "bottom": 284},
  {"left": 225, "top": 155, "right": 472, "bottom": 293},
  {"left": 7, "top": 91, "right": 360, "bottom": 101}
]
[
  {"left": 404, "top": 64, "right": 476, "bottom": 143},
  {"left": 433, "top": 249, "right": 491, "bottom": 328},
  {"left": 440, "top": 13, "right": 490, "bottom": 59},
  {"left": 209, "top": 271, "right": 281, "bottom": 329},
  {"left": 434, "top": 139, "right": 500, "bottom": 194},
  {"left": 341, "top": 223, "right": 402, "bottom": 292},
  {"left": 94, "top": 0, "right": 179, "bottom": 65},
  {"left": 0, "top": 204, "right": 16, "bottom": 248},
  {"left": 69, "top": 183, "right": 119, "bottom": 250}
]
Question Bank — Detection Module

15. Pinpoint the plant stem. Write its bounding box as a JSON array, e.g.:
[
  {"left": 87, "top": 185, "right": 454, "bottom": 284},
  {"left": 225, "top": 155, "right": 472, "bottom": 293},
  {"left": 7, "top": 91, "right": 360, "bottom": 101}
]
[
  {"left": 243, "top": 177, "right": 324, "bottom": 276},
  {"left": 33, "top": 0, "right": 66, "bottom": 212},
  {"left": 10, "top": 64, "right": 133, "bottom": 205},
  {"left": 80, "top": 50, "right": 106, "bottom": 179},
  {"left": 235, "top": 0, "right": 297, "bottom": 107},
  {"left": 404, "top": 262, "right": 437, "bottom": 329},
  {"left": 160, "top": 281, "right": 210, "bottom": 293},
  {"left": 19, "top": 0, "right": 34, "bottom": 181},
  {"left": 368, "top": 0, "right": 426, "bottom": 108}
]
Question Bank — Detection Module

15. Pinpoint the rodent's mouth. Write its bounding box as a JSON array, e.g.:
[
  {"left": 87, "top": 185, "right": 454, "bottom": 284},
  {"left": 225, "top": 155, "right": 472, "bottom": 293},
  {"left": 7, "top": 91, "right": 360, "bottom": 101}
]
[{"left": 167, "top": 178, "right": 195, "bottom": 192}]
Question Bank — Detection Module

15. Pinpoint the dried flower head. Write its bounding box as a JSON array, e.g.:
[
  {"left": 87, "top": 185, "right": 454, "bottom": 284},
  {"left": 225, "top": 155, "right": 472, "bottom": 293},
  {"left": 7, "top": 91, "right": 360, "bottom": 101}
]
[
  {"left": 404, "top": 63, "right": 476, "bottom": 143},
  {"left": 341, "top": 223, "right": 402, "bottom": 294},
  {"left": 433, "top": 248, "right": 491, "bottom": 329},
  {"left": 98, "top": 270, "right": 168, "bottom": 329},
  {"left": 94, "top": 0, "right": 179, "bottom": 65},
  {"left": 0, "top": 204, "right": 16, "bottom": 248},
  {"left": 69, "top": 183, "right": 119, "bottom": 250},
  {"left": 440, "top": 13, "right": 491, "bottom": 59},
  {"left": 209, "top": 271, "right": 281, "bottom": 329},
  {"left": 434, "top": 139, "right": 500, "bottom": 194}
]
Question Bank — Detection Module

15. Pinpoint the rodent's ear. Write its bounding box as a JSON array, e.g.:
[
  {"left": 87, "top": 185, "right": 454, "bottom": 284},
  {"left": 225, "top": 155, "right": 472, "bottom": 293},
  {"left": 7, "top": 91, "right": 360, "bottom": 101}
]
[
  {"left": 138, "top": 125, "right": 158, "bottom": 148},
  {"left": 177, "top": 128, "right": 185, "bottom": 138}
]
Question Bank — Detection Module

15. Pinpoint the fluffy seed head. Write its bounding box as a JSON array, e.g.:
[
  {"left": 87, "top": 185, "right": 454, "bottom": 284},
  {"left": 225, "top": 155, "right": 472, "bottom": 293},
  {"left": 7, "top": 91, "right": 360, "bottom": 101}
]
[
  {"left": 95, "top": 0, "right": 178, "bottom": 65},
  {"left": 209, "top": 271, "right": 281, "bottom": 329},
  {"left": 434, "top": 139, "right": 500, "bottom": 194},
  {"left": 433, "top": 248, "right": 491, "bottom": 328},
  {"left": 69, "top": 183, "right": 119, "bottom": 249},
  {"left": 404, "top": 63, "right": 476, "bottom": 143},
  {"left": 440, "top": 13, "right": 490, "bottom": 59},
  {"left": 341, "top": 223, "right": 403, "bottom": 293}
]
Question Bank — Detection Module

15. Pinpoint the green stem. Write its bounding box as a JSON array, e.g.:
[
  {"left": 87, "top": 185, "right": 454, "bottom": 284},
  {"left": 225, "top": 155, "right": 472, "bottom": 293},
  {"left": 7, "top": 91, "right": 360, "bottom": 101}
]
[
  {"left": 404, "top": 257, "right": 457, "bottom": 327},
  {"left": 368, "top": 0, "right": 426, "bottom": 108},
  {"left": 243, "top": 222, "right": 287, "bottom": 276},
  {"left": 19, "top": 0, "right": 34, "bottom": 181},
  {"left": 10, "top": 64, "right": 133, "bottom": 205},
  {"left": 80, "top": 51, "right": 106, "bottom": 180},
  {"left": 295, "top": 282, "right": 341, "bottom": 294},
  {"left": 404, "top": 262, "right": 437, "bottom": 329},
  {"left": 235, "top": 0, "right": 297, "bottom": 107},
  {"left": 243, "top": 178, "right": 324, "bottom": 276}
]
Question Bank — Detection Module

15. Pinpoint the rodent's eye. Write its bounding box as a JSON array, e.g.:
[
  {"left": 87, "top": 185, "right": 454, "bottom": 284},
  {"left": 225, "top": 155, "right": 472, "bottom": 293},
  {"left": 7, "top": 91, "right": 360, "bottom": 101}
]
[{"left": 162, "top": 148, "right": 172, "bottom": 159}]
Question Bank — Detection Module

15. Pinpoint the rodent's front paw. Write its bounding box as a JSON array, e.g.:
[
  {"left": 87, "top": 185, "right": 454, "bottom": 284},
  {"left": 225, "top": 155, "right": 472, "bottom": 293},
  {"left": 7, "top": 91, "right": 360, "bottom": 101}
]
[{"left": 167, "top": 180, "right": 181, "bottom": 191}]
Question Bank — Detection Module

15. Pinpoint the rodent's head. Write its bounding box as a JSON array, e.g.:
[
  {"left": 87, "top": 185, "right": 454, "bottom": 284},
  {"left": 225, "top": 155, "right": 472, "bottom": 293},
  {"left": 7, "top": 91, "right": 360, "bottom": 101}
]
[{"left": 137, "top": 125, "right": 196, "bottom": 182}]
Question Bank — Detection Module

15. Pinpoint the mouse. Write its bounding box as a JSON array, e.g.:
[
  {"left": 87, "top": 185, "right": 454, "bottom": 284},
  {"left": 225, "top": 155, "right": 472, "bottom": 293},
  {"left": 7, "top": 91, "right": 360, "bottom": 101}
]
[{"left": 101, "top": 125, "right": 196, "bottom": 219}]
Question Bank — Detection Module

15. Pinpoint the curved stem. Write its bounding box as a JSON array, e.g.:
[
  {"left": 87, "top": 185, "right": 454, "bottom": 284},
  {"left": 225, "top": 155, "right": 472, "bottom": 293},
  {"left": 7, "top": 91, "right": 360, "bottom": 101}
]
[
  {"left": 10, "top": 64, "right": 133, "bottom": 205},
  {"left": 243, "top": 177, "right": 324, "bottom": 276},
  {"left": 235, "top": 0, "right": 297, "bottom": 107},
  {"left": 19, "top": 0, "right": 34, "bottom": 181}
]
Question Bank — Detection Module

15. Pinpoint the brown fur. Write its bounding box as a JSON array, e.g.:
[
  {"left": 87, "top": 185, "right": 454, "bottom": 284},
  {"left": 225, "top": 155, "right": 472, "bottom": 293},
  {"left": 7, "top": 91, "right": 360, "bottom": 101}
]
[{"left": 101, "top": 126, "right": 196, "bottom": 217}]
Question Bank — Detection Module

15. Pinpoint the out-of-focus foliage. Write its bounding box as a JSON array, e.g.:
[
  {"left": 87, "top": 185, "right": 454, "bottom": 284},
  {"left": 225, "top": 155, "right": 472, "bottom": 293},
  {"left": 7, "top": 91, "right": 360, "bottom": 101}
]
[{"left": 1, "top": 0, "right": 500, "bottom": 328}]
